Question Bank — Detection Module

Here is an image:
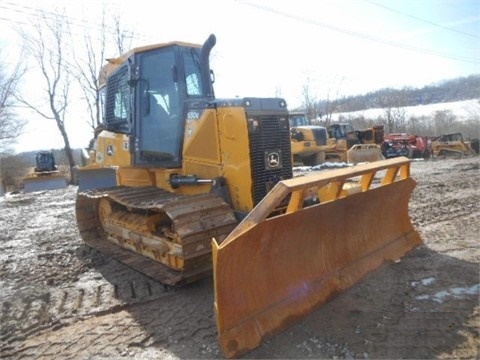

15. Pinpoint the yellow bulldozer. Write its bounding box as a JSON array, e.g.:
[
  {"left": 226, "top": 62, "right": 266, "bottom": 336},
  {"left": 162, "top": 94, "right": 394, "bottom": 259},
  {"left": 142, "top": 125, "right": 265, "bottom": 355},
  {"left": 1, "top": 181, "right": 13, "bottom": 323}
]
[
  {"left": 356, "top": 124, "right": 385, "bottom": 145},
  {"left": 325, "top": 123, "right": 383, "bottom": 164},
  {"left": 22, "top": 151, "right": 68, "bottom": 192},
  {"left": 76, "top": 34, "right": 422, "bottom": 358},
  {"left": 289, "top": 112, "right": 328, "bottom": 166}
]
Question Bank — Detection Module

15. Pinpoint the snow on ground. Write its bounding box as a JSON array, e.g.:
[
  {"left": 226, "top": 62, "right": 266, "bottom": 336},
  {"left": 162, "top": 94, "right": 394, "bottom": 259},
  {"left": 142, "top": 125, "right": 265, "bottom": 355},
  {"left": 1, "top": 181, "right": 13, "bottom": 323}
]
[{"left": 329, "top": 99, "right": 479, "bottom": 121}]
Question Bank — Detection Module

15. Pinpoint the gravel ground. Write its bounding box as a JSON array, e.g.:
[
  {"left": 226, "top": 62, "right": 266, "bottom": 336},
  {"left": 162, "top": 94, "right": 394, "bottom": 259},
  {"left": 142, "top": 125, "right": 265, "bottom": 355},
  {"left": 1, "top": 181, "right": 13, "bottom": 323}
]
[{"left": 1, "top": 157, "right": 479, "bottom": 359}]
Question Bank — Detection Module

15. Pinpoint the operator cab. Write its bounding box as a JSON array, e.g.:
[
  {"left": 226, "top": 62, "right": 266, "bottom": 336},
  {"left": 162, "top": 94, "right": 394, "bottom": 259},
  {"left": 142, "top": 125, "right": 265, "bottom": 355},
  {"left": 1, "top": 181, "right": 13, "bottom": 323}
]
[
  {"left": 289, "top": 113, "right": 309, "bottom": 127},
  {"left": 327, "top": 123, "right": 360, "bottom": 148},
  {"left": 99, "top": 36, "right": 216, "bottom": 168},
  {"left": 35, "top": 151, "right": 58, "bottom": 172}
]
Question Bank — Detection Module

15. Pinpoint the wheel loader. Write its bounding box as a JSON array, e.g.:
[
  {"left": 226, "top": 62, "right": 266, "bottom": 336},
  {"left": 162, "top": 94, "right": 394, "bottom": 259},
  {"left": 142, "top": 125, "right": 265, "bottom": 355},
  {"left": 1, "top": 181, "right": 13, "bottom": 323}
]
[
  {"left": 289, "top": 112, "right": 328, "bottom": 166},
  {"left": 22, "top": 151, "right": 68, "bottom": 192},
  {"left": 75, "top": 34, "right": 422, "bottom": 358}
]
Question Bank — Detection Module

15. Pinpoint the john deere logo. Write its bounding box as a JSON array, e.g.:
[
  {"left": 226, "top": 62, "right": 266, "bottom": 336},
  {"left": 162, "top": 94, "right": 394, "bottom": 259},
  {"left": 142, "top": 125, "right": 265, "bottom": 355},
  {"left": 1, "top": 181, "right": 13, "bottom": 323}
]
[{"left": 265, "top": 150, "right": 282, "bottom": 169}]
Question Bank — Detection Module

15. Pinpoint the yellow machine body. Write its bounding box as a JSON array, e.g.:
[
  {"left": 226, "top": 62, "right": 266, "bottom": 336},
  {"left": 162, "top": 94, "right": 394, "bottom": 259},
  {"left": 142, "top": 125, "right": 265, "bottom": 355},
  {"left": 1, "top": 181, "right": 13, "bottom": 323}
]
[
  {"left": 289, "top": 112, "right": 328, "bottom": 166},
  {"left": 325, "top": 123, "right": 383, "bottom": 164},
  {"left": 76, "top": 34, "right": 421, "bottom": 358},
  {"left": 84, "top": 106, "right": 255, "bottom": 207},
  {"left": 22, "top": 151, "right": 68, "bottom": 192},
  {"left": 347, "top": 143, "right": 384, "bottom": 163},
  {"left": 431, "top": 133, "right": 476, "bottom": 157}
]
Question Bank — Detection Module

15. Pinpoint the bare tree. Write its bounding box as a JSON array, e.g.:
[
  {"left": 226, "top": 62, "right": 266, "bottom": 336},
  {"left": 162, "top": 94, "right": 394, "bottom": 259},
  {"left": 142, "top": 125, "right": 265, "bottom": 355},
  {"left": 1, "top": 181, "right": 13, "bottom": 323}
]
[
  {"left": 17, "top": 10, "right": 76, "bottom": 184},
  {"left": 377, "top": 90, "right": 409, "bottom": 133},
  {"left": 406, "top": 115, "right": 431, "bottom": 135},
  {"left": 432, "top": 110, "right": 457, "bottom": 136},
  {"left": 71, "top": 9, "right": 133, "bottom": 141},
  {"left": 0, "top": 154, "right": 30, "bottom": 188},
  {"left": 0, "top": 48, "right": 26, "bottom": 155},
  {"left": 301, "top": 76, "right": 319, "bottom": 123},
  {"left": 464, "top": 99, "right": 480, "bottom": 123},
  {"left": 113, "top": 13, "right": 133, "bottom": 55},
  {"left": 320, "top": 76, "right": 345, "bottom": 125},
  {"left": 274, "top": 86, "right": 283, "bottom": 99},
  {"left": 72, "top": 10, "right": 107, "bottom": 133}
]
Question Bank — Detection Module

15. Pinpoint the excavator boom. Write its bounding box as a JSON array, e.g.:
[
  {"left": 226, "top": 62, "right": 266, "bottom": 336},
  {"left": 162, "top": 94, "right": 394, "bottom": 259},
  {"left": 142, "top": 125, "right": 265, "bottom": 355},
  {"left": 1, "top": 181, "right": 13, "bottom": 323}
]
[{"left": 213, "top": 157, "right": 422, "bottom": 358}]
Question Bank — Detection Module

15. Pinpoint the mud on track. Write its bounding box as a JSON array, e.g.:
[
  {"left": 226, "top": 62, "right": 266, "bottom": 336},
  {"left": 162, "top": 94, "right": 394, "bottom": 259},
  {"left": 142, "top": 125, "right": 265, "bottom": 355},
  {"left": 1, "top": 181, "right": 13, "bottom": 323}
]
[{"left": 1, "top": 157, "right": 478, "bottom": 359}]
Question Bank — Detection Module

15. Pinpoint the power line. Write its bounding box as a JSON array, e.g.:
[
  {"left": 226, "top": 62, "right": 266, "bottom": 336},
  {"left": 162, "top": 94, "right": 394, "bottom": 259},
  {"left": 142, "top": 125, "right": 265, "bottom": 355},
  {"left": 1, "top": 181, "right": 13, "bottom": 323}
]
[
  {"left": 0, "top": 3, "right": 146, "bottom": 59},
  {"left": 237, "top": 1, "right": 480, "bottom": 64},
  {"left": 0, "top": 2, "right": 155, "bottom": 47},
  {"left": 2, "top": 0, "right": 478, "bottom": 65},
  {"left": 365, "top": 0, "right": 480, "bottom": 39},
  {"left": 1, "top": 1, "right": 112, "bottom": 33}
]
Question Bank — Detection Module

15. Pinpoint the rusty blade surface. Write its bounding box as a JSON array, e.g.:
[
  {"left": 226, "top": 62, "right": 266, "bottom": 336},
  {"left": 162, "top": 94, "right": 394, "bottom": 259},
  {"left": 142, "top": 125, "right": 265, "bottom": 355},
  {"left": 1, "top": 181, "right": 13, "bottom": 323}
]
[{"left": 212, "top": 158, "right": 422, "bottom": 358}]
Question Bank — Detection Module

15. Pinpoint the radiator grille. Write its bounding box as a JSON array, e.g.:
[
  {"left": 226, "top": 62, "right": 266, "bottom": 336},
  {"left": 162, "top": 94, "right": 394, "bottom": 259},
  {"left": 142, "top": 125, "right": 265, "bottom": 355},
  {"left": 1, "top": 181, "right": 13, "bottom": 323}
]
[
  {"left": 312, "top": 128, "right": 328, "bottom": 145},
  {"left": 249, "top": 116, "right": 293, "bottom": 206}
]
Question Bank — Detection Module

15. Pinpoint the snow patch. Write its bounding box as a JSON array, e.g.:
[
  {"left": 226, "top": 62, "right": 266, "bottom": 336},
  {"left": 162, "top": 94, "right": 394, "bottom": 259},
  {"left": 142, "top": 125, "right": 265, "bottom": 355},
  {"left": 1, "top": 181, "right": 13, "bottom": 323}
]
[
  {"left": 415, "top": 284, "right": 480, "bottom": 304},
  {"left": 411, "top": 277, "right": 436, "bottom": 287},
  {"left": 329, "top": 99, "right": 479, "bottom": 122},
  {"left": 293, "top": 162, "right": 353, "bottom": 173}
]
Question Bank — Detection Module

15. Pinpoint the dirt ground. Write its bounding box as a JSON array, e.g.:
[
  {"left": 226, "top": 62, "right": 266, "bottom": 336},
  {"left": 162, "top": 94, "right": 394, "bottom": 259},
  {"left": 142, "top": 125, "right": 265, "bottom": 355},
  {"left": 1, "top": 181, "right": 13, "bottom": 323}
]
[{"left": 1, "top": 157, "right": 479, "bottom": 359}]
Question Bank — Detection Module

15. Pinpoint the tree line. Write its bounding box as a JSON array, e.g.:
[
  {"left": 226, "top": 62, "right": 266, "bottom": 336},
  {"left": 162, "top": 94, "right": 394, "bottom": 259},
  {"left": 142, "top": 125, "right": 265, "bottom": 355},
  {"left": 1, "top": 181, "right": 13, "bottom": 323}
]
[
  {"left": 1, "top": 6, "right": 479, "bottom": 187},
  {"left": 0, "top": 6, "right": 133, "bottom": 185},
  {"left": 297, "top": 75, "right": 480, "bottom": 139},
  {"left": 320, "top": 74, "right": 480, "bottom": 114}
]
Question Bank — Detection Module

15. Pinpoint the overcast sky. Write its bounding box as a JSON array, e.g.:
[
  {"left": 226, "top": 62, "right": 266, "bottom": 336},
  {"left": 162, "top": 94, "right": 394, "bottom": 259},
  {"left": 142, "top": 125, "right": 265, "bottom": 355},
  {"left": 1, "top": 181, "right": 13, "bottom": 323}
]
[{"left": 1, "top": 0, "right": 479, "bottom": 152}]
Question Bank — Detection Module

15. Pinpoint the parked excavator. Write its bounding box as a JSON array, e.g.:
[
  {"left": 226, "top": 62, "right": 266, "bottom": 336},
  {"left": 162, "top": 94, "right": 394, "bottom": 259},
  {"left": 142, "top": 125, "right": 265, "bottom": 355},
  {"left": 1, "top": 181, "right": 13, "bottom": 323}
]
[
  {"left": 75, "top": 34, "right": 422, "bottom": 358},
  {"left": 22, "top": 151, "right": 68, "bottom": 192},
  {"left": 289, "top": 112, "right": 328, "bottom": 166}
]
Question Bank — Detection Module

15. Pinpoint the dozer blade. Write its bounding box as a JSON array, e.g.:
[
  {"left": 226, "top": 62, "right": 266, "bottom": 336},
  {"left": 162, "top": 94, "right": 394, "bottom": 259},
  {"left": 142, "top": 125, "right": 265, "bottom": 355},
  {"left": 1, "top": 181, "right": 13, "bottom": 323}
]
[
  {"left": 347, "top": 143, "right": 384, "bottom": 164},
  {"left": 76, "top": 167, "right": 117, "bottom": 191},
  {"left": 23, "top": 175, "right": 68, "bottom": 192},
  {"left": 212, "top": 157, "right": 422, "bottom": 358}
]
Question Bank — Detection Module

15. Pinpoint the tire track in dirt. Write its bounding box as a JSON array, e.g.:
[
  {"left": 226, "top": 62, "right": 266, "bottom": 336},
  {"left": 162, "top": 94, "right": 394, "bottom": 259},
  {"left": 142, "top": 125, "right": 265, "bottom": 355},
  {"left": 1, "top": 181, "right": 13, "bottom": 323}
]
[
  {"left": 1, "top": 276, "right": 173, "bottom": 348},
  {"left": 2, "top": 280, "right": 219, "bottom": 360},
  {"left": 0, "top": 189, "right": 174, "bottom": 355},
  {"left": 1, "top": 158, "right": 478, "bottom": 359},
  {"left": 409, "top": 160, "right": 479, "bottom": 228}
]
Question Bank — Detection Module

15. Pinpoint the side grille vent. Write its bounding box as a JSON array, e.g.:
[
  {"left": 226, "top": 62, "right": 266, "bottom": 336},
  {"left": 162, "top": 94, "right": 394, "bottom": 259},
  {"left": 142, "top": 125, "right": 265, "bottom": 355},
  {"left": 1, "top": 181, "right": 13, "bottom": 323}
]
[{"left": 249, "top": 116, "right": 293, "bottom": 206}]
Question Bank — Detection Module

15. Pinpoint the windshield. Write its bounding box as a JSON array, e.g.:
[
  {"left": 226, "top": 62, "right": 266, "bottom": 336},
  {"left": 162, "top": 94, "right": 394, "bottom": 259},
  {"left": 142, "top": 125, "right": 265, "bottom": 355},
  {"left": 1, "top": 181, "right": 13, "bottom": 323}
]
[
  {"left": 329, "top": 124, "right": 357, "bottom": 140},
  {"left": 135, "top": 46, "right": 205, "bottom": 167},
  {"left": 138, "top": 47, "right": 182, "bottom": 164},
  {"left": 289, "top": 114, "right": 308, "bottom": 127}
]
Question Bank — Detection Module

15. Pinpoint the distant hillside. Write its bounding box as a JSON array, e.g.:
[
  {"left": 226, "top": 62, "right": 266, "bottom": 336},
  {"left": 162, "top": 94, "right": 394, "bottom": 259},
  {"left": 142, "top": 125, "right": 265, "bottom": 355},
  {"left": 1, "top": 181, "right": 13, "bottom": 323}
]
[
  {"left": 318, "top": 74, "right": 480, "bottom": 114},
  {"left": 331, "top": 99, "right": 479, "bottom": 123}
]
